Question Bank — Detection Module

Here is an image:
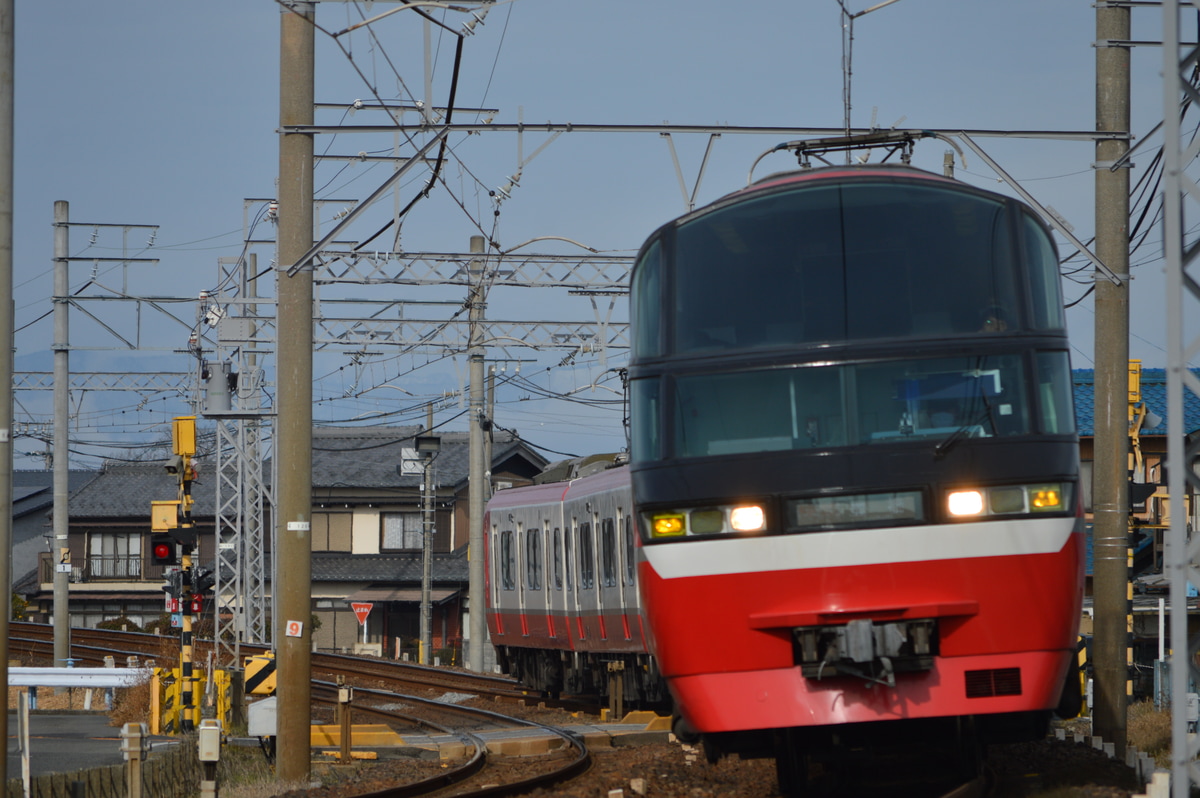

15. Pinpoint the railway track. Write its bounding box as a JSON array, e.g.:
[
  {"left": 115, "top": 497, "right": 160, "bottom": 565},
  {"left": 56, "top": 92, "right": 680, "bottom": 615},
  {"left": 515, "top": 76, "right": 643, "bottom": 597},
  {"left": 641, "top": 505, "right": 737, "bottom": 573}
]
[
  {"left": 10, "top": 622, "right": 609, "bottom": 797},
  {"left": 309, "top": 680, "right": 593, "bottom": 798},
  {"left": 9, "top": 622, "right": 538, "bottom": 700},
  {"left": 10, "top": 621, "right": 607, "bottom": 718},
  {"left": 5, "top": 624, "right": 1133, "bottom": 797}
]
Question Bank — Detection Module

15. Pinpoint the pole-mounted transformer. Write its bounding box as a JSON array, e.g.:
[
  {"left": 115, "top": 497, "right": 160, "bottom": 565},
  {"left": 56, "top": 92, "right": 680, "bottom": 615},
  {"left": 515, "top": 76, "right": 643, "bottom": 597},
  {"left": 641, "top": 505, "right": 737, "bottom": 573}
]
[{"left": 201, "top": 361, "right": 238, "bottom": 415}]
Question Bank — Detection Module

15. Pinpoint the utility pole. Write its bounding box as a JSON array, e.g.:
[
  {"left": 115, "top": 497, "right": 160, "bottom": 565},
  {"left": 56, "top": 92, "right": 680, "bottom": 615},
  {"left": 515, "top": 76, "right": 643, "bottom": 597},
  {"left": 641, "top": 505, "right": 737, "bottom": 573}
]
[
  {"left": 1091, "top": 2, "right": 1131, "bottom": 757},
  {"left": 276, "top": 0, "right": 315, "bottom": 783},
  {"left": 52, "top": 201, "right": 70, "bottom": 668},
  {"left": 1161, "top": 3, "right": 1200, "bottom": 794},
  {"left": 0, "top": 0, "right": 13, "bottom": 785},
  {"left": 467, "top": 235, "right": 487, "bottom": 672},
  {"left": 417, "top": 432, "right": 439, "bottom": 664}
]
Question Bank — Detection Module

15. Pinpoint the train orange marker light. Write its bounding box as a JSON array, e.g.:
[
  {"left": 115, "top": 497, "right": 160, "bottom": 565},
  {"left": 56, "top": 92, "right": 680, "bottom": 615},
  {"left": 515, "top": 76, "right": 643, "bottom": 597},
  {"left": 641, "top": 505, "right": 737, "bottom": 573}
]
[
  {"left": 1030, "top": 487, "right": 1063, "bottom": 511},
  {"left": 651, "top": 514, "right": 686, "bottom": 538}
]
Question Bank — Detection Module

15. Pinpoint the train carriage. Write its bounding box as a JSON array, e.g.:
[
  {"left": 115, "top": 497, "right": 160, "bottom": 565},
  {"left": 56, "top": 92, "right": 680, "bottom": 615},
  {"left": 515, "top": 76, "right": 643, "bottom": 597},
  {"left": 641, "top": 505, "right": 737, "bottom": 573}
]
[
  {"left": 484, "top": 147, "right": 1084, "bottom": 796},
  {"left": 627, "top": 157, "right": 1084, "bottom": 792},
  {"left": 485, "top": 457, "right": 665, "bottom": 704}
]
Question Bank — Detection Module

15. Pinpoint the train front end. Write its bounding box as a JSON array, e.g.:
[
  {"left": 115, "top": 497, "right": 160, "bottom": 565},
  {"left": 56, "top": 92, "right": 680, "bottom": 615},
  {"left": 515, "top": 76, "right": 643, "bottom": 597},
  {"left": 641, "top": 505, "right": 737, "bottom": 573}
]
[{"left": 627, "top": 165, "right": 1085, "bottom": 761}]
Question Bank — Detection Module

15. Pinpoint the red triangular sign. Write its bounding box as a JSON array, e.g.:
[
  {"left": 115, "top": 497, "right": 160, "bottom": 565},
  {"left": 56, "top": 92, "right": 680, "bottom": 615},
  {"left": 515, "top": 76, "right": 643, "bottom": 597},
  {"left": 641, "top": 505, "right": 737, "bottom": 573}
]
[{"left": 351, "top": 602, "right": 373, "bottom": 625}]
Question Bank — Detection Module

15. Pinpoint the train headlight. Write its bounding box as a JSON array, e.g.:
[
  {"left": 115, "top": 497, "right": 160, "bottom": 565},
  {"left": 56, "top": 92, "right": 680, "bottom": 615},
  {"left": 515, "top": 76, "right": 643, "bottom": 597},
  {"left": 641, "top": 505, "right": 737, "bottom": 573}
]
[
  {"left": 945, "top": 483, "right": 1071, "bottom": 519},
  {"left": 729, "top": 505, "right": 766, "bottom": 532},
  {"left": 646, "top": 503, "right": 767, "bottom": 539},
  {"left": 947, "top": 490, "right": 985, "bottom": 517}
]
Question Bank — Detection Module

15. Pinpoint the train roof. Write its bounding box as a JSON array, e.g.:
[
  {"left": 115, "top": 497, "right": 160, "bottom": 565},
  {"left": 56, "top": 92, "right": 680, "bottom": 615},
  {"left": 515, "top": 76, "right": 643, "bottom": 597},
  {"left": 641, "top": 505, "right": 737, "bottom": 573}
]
[
  {"left": 748, "top": 163, "right": 957, "bottom": 191},
  {"left": 486, "top": 455, "right": 629, "bottom": 513},
  {"left": 533, "top": 452, "right": 627, "bottom": 484},
  {"left": 731, "top": 163, "right": 1006, "bottom": 210},
  {"left": 636, "top": 163, "right": 1033, "bottom": 256}
]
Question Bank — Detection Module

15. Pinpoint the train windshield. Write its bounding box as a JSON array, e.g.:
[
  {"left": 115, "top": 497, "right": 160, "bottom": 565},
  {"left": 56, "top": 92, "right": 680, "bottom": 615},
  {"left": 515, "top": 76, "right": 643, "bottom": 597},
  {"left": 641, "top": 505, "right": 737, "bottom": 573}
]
[
  {"left": 661, "top": 353, "right": 1073, "bottom": 459},
  {"left": 661, "top": 180, "right": 1057, "bottom": 353}
]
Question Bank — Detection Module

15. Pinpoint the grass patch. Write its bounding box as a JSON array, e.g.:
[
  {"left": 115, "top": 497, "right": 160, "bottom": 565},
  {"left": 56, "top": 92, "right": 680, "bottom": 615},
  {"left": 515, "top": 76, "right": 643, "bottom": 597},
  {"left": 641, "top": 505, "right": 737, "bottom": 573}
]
[{"left": 1127, "top": 699, "right": 1173, "bottom": 768}]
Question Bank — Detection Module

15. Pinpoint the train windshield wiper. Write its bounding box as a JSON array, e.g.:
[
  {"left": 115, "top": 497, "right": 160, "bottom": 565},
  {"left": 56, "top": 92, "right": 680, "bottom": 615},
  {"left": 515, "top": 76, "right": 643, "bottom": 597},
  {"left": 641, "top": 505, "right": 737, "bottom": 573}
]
[
  {"left": 933, "top": 423, "right": 973, "bottom": 459},
  {"left": 933, "top": 404, "right": 996, "bottom": 460}
]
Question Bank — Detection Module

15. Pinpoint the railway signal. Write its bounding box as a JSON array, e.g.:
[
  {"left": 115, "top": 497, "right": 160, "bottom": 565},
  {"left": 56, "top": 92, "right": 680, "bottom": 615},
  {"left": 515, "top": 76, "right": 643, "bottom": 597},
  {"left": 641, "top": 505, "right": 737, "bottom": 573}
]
[
  {"left": 150, "top": 534, "right": 178, "bottom": 566},
  {"left": 161, "top": 569, "right": 184, "bottom": 599},
  {"left": 147, "top": 415, "right": 202, "bottom": 733},
  {"left": 192, "top": 567, "right": 215, "bottom": 596}
]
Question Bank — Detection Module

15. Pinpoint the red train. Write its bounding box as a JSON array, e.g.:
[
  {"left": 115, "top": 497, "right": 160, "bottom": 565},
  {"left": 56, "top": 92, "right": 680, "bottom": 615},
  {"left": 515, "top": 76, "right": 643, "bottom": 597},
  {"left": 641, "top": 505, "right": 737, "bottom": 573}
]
[
  {"left": 484, "top": 455, "right": 667, "bottom": 707},
  {"left": 487, "top": 148, "right": 1085, "bottom": 794}
]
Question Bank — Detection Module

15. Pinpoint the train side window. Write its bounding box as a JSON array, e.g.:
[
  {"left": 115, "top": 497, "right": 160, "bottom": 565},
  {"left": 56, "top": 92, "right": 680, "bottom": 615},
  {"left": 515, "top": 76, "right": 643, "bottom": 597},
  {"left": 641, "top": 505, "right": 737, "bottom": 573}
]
[
  {"left": 499, "top": 530, "right": 516, "bottom": 591},
  {"left": 1036, "top": 351, "right": 1076, "bottom": 435},
  {"left": 525, "top": 527, "right": 542, "bottom": 590},
  {"left": 565, "top": 523, "right": 574, "bottom": 592},
  {"left": 632, "top": 239, "right": 663, "bottom": 358},
  {"left": 601, "top": 518, "right": 617, "bottom": 588},
  {"left": 553, "top": 528, "right": 563, "bottom": 590},
  {"left": 579, "top": 522, "right": 595, "bottom": 589},
  {"left": 623, "top": 514, "right": 635, "bottom": 585}
]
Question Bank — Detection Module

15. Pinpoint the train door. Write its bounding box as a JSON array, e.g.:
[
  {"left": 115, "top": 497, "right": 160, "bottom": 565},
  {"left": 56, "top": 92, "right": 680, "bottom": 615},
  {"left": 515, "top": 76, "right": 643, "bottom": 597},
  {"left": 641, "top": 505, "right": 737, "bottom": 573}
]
[
  {"left": 583, "top": 517, "right": 594, "bottom": 640},
  {"left": 514, "top": 519, "right": 527, "bottom": 637},
  {"left": 492, "top": 521, "right": 517, "bottom": 637},
  {"left": 521, "top": 519, "right": 544, "bottom": 637},
  {"left": 570, "top": 515, "right": 587, "bottom": 640},
  {"left": 542, "top": 520, "right": 555, "bottom": 638},
  {"left": 599, "top": 514, "right": 616, "bottom": 641},
  {"left": 620, "top": 511, "right": 636, "bottom": 640},
  {"left": 623, "top": 511, "right": 637, "bottom": 606},
  {"left": 551, "top": 522, "right": 567, "bottom": 641}
]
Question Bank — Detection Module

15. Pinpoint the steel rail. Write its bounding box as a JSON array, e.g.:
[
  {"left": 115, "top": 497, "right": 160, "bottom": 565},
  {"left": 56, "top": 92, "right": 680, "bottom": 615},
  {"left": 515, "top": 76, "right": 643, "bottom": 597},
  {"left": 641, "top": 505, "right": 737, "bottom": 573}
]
[{"left": 311, "top": 679, "right": 593, "bottom": 798}]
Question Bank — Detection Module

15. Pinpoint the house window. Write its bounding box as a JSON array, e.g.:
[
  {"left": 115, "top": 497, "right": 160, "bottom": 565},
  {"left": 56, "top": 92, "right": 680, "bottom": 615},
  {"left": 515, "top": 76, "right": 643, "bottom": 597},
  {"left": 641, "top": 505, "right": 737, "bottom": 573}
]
[
  {"left": 382, "top": 512, "right": 423, "bottom": 551},
  {"left": 90, "top": 532, "right": 139, "bottom": 579},
  {"left": 314, "top": 512, "right": 352, "bottom": 552}
]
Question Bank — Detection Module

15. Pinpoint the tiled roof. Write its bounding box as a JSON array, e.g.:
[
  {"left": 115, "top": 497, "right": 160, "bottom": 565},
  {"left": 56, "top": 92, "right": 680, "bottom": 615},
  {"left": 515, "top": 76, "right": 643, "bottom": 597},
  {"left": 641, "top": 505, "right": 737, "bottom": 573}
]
[
  {"left": 68, "top": 461, "right": 217, "bottom": 519},
  {"left": 309, "top": 425, "right": 542, "bottom": 490},
  {"left": 13, "top": 470, "right": 93, "bottom": 518},
  {"left": 311, "top": 550, "right": 469, "bottom": 583},
  {"left": 1073, "top": 368, "right": 1200, "bottom": 437},
  {"left": 68, "top": 427, "right": 547, "bottom": 518}
]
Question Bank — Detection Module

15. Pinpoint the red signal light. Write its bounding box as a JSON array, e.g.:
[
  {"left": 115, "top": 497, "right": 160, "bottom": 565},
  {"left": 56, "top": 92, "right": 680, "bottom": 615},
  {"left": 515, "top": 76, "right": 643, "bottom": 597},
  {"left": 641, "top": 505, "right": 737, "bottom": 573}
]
[{"left": 150, "top": 534, "right": 178, "bottom": 566}]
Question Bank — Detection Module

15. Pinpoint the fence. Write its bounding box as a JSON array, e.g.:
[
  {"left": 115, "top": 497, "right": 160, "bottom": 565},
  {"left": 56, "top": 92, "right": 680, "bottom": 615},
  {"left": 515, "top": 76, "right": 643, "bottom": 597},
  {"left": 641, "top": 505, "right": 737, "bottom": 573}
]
[{"left": 4, "top": 733, "right": 200, "bottom": 798}]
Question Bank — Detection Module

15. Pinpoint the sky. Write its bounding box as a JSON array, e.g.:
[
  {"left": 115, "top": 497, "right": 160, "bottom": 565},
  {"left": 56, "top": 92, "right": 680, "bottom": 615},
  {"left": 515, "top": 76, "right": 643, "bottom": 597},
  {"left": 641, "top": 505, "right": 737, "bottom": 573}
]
[{"left": 9, "top": 0, "right": 1183, "bottom": 469}]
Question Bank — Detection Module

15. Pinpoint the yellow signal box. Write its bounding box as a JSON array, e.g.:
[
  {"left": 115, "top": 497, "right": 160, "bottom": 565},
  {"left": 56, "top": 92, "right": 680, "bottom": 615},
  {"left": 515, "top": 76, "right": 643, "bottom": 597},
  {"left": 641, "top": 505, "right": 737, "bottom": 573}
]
[
  {"left": 1128, "top": 359, "right": 1142, "bottom": 421},
  {"left": 173, "top": 416, "right": 196, "bottom": 457},
  {"left": 151, "top": 500, "right": 180, "bottom": 531}
]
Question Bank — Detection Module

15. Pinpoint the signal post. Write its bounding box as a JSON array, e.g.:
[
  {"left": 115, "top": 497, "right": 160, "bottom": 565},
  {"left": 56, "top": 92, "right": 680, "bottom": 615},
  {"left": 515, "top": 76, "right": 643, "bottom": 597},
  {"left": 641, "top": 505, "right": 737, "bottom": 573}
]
[{"left": 151, "top": 416, "right": 211, "bottom": 732}]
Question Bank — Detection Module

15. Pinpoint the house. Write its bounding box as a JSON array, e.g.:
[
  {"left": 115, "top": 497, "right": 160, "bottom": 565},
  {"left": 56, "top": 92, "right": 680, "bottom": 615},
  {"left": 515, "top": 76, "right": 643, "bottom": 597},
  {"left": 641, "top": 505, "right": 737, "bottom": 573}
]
[
  {"left": 304, "top": 426, "right": 546, "bottom": 657},
  {"left": 1073, "top": 367, "right": 1200, "bottom": 585},
  {"left": 19, "top": 460, "right": 217, "bottom": 629},
  {"left": 18, "top": 425, "right": 547, "bottom": 662},
  {"left": 10, "top": 469, "right": 93, "bottom": 587},
  {"left": 1073, "top": 366, "right": 1200, "bottom": 698}
]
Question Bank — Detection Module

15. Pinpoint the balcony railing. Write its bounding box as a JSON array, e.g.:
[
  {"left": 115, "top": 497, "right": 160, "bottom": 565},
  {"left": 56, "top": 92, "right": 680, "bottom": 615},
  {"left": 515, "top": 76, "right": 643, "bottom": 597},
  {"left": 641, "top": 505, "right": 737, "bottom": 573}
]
[{"left": 38, "top": 553, "right": 172, "bottom": 584}]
